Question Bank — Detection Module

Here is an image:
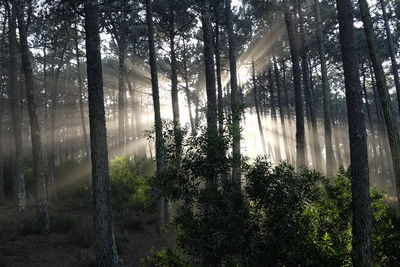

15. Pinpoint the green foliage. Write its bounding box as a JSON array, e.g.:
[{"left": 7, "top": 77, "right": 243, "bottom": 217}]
[
  {"left": 306, "top": 168, "right": 400, "bottom": 266},
  {"left": 140, "top": 248, "right": 191, "bottom": 267},
  {"left": 110, "top": 156, "right": 156, "bottom": 212},
  {"left": 151, "top": 120, "right": 400, "bottom": 266},
  {"left": 175, "top": 181, "right": 248, "bottom": 266},
  {"left": 243, "top": 158, "right": 322, "bottom": 266}
]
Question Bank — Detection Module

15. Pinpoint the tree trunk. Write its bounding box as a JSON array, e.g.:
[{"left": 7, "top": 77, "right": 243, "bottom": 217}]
[
  {"left": 283, "top": 0, "right": 305, "bottom": 167},
  {"left": 201, "top": 0, "right": 219, "bottom": 183},
  {"left": 225, "top": 0, "right": 241, "bottom": 183},
  {"left": 358, "top": 0, "right": 400, "bottom": 211},
  {"left": 362, "top": 64, "right": 378, "bottom": 174},
  {"left": 84, "top": 1, "right": 119, "bottom": 265},
  {"left": 281, "top": 59, "right": 295, "bottom": 164},
  {"left": 145, "top": 0, "right": 167, "bottom": 226},
  {"left": 336, "top": 0, "right": 372, "bottom": 265},
  {"left": 118, "top": 42, "right": 126, "bottom": 148},
  {"left": 379, "top": 0, "right": 400, "bottom": 115},
  {"left": 214, "top": 0, "right": 224, "bottom": 135},
  {"left": 273, "top": 56, "right": 291, "bottom": 163},
  {"left": 0, "top": 92, "right": 4, "bottom": 199},
  {"left": 48, "top": 45, "right": 66, "bottom": 202},
  {"left": 15, "top": 0, "right": 50, "bottom": 234},
  {"left": 267, "top": 67, "right": 281, "bottom": 162},
  {"left": 315, "top": 0, "right": 335, "bottom": 176},
  {"left": 169, "top": 1, "right": 181, "bottom": 157},
  {"left": 182, "top": 38, "right": 195, "bottom": 136},
  {"left": 6, "top": 1, "right": 26, "bottom": 211},
  {"left": 252, "top": 58, "right": 267, "bottom": 155},
  {"left": 74, "top": 24, "right": 90, "bottom": 160}
]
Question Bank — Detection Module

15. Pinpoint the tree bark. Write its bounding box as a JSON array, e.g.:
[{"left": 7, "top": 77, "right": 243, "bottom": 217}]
[
  {"left": 315, "top": 0, "right": 335, "bottom": 176},
  {"left": 84, "top": 0, "right": 119, "bottom": 265},
  {"left": 169, "top": 0, "right": 181, "bottom": 157},
  {"left": 6, "top": 1, "right": 26, "bottom": 211},
  {"left": 283, "top": 0, "right": 305, "bottom": 167},
  {"left": 225, "top": 0, "right": 241, "bottom": 183},
  {"left": 118, "top": 41, "right": 126, "bottom": 148},
  {"left": 358, "top": 0, "right": 400, "bottom": 211},
  {"left": 267, "top": 67, "right": 281, "bottom": 162},
  {"left": 273, "top": 56, "right": 291, "bottom": 163},
  {"left": 214, "top": 0, "right": 224, "bottom": 135},
  {"left": 201, "top": 0, "right": 219, "bottom": 183},
  {"left": 336, "top": 0, "right": 372, "bottom": 265},
  {"left": 379, "top": 0, "right": 400, "bottom": 115},
  {"left": 182, "top": 38, "right": 196, "bottom": 136},
  {"left": 362, "top": 64, "right": 378, "bottom": 174},
  {"left": 252, "top": 58, "right": 267, "bottom": 155},
  {"left": 14, "top": 0, "right": 50, "bottom": 235},
  {"left": 74, "top": 24, "right": 90, "bottom": 160},
  {"left": 145, "top": 0, "right": 167, "bottom": 225}
]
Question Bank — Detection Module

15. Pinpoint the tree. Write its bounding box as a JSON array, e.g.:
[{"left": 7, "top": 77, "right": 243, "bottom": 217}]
[
  {"left": 336, "top": 0, "right": 372, "bottom": 265},
  {"left": 74, "top": 24, "right": 89, "bottom": 160},
  {"left": 200, "top": 0, "right": 219, "bottom": 183},
  {"left": 283, "top": 0, "right": 305, "bottom": 167},
  {"left": 14, "top": 0, "right": 50, "bottom": 234},
  {"left": 145, "top": 0, "right": 167, "bottom": 225},
  {"left": 315, "top": 0, "right": 335, "bottom": 176},
  {"left": 84, "top": 0, "right": 119, "bottom": 265},
  {"left": 358, "top": 0, "right": 400, "bottom": 212},
  {"left": 379, "top": 0, "right": 400, "bottom": 115},
  {"left": 225, "top": 0, "right": 241, "bottom": 183},
  {"left": 6, "top": 0, "right": 26, "bottom": 211}
]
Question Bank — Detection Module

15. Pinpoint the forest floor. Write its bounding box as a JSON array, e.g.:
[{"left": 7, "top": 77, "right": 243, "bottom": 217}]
[{"left": 0, "top": 195, "right": 176, "bottom": 267}]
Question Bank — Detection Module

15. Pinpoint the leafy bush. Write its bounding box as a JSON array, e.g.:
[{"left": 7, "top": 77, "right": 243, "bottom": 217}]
[
  {"left": 306, "top": 168, "right": 400, "bottom": 266},
  {"left": 243, "top": 158, "right": 322, "bottom": 266},
  {"left": 110, "top": 156, "right": 156, "bottom": 212},
  {"left": 140, "top": 248, "right": 191, "bottom": 267},
  {"left": 150, "top": 120, "right": 400, "bottom": 266}
]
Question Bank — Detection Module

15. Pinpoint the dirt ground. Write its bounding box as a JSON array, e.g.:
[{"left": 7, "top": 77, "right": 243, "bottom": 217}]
[{"left": 0, "top": 198, "right": 175, "bottom": 267}]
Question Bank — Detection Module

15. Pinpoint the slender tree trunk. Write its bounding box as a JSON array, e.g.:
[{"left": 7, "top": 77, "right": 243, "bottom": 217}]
[
  {"left": 315, "top": 0, "right": 335, "bottom": 175},
  {"left": 48, "top": 45, "right": 66, "bottom": 202},
  {"left": 169, "top": 1, "right": 181, "bottom": 157},
  {"left": 267, "top": 67, "right": 281, "bottom": 162},
  {"left": 358, "top": 0, "right": 400, "bottom": 211},
  {"left": 14, "top": 0, "right": 50, "bottom": 234},
  {"left": 214, "top": 0, "right": 224, "bottom": 135},
  {"left": 84, "top": 1, "right": 119, "bottom": 265},
  {"left": 145, "top": 0, "right": 167, "bottom": 226},
  {"left": 298, "top": 8, "right": 322, "bottom": 171},
  {"left": 252, "top": 58, "right": 267, "bottom": 155},
  {"left": 74, "top": 24, "right": 89, "bottom": 160},
  {"left": 336, "top": 0, "right": 372, "bottom": 265},
  {"left": 362, "top": 64, "right": 378, "bottom": 174},
  {"left": 118, "top": 42, "right": 126, "bottom": 148},
  {"left": 379, "top": 0, "right": 400, "bottom": 114},
  {"left": 0, "top": 93, "right": 4, "bottom": 199},
  {"left": 283, "top": 0, "right": 305, "bottom": 167},
  {"left": 274, "top": 56, "right": 291, "bottom": 163},
  {"left": 226, "top": 0, "right": 241, "bottom": 183},
  {"left": 370, "top": 63, "right": 392, "bottom": 177},
  {"left": 182, "top": 38, "right": 195, "bottom": 136},
  {"left": 201, "top": 0, "right": 219, "bottom": 184},
  {"left": 281, "top": 59, "right": 295, "bottom": 164},
  {"left": 6, "top": 2, "right": 26, "bottom": 211}
]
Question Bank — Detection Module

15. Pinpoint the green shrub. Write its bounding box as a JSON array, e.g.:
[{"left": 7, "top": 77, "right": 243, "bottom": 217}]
[
  {"left": 110, "top": 156, "right": 156, "bottom": 212},
  {"left": 150, "top": 120, "right": 400, "bottom": 266},
  {"left": 306, "top": 168, "right": 400, "bottom": 266},
  {"left": 140, "top": 248, "right": 191, "bottom": 267},
  {"left": 243, "top": 158, "right": 322, "bottom": 266}
]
